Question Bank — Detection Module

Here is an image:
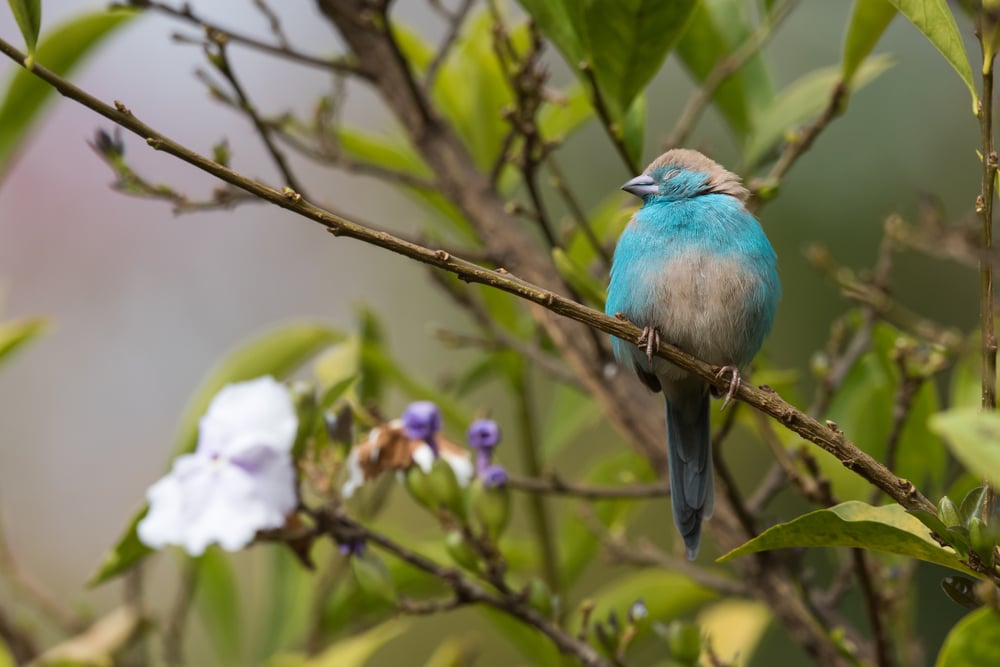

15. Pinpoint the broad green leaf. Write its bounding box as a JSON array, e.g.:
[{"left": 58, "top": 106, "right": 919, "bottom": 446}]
[
  {"left": 578, "top": 0, "right": 698, "bottom": 120},
  {"left": 518, "top": 0, "right": 697, "bottom": 120},
  {"left": 718, "top": 501, "right": 978, "bottom": 576},
  {"left": 7, "top": 0, "right": 41, "bottom": 56},
  {"left": 936, "top": 607, "right": 1000, "bottom": 666},
  {"left": 743, "top": 54, "right": 893, "bottom": 167},
  {"left": 697, "top": 600, "right": 770, "bottom": 666},
  {"left": 0, "top": 638, "right": 12, "bottom": 667},
  {"left": 887, "top": 0, "right": 976, "bottom": 109},
  {"left": 931, "top": 409, "right": 1000, "bottom": 488},
  {"left": 842, "top": 0, "right": 897, "bottom": 84},
  {"left": 195, "top": 549, "right": 243, "bottom": 667},
  {"left": 256, "top": 545, "right": 314, "bottom": 660},
  {"left": 676, "top": 0, "right": 775, "bottom": 136},
  {"left": 268, "top": 621, "right": 409, "bottom": 667},
  {"left": 0, "top": 10, "right": 134, "bottom": 176},
  {"left": 89, "top": 323, "right": 340, "bottom": 585},
  {"left": 570, "top": 570, "right": 717, "bottom": 629},
  {"left": 0, "top": 316, "right": 46, "bottom": 367}
]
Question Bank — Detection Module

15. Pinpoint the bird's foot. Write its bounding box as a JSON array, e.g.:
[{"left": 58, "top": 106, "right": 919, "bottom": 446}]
[
  {"left": 636, "top": 326, "right": 660, "bottom": 366},
  {"left": 713, "top": 365, "right": 742, "bottom": 411}
]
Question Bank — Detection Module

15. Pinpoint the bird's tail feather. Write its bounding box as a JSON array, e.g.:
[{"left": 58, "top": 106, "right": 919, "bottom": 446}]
[{"left": 664, "top": 386, "right": 713, "bottom": 560}]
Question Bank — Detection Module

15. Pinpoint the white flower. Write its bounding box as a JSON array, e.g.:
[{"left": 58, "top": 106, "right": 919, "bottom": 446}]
[{"left": 138, "top": 376, "right": 298, "bottom": 556}]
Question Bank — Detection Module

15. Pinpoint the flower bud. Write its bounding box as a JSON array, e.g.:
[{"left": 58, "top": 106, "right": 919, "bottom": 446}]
[
  {"left": 405, "top": 465, "right": 437, "bottom": 511},
  {"left": 939, "top": 496, "right": 962, "bottom": 528},
  {"left": 428, "top": 458, "right": 466, "bottom": 519},
  {"left": 444, "top": 530, "right": 481, "bottom": 572},
  {"left": 469, "top": 477, "right": 510, "bottom": 540}
]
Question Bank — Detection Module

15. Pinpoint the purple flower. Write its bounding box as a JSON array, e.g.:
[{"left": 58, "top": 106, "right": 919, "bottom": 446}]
[
  {"left": 467, "top": 419, "right": 501, "bottom": 450},
  {"left": 467, "top": 419, "right": 506, "bottom": 486},
  {"left": 480, "top": 463, "right": 508, "bottom": 488},
  {"left": 402, "top": 401, "right": 442, "bottom": 454},
  {"left": 137, "top": 376, "right": 298, "bottom": 556},
  {"left": 338, "top": 537, "right": 366, "bottom": 556}
]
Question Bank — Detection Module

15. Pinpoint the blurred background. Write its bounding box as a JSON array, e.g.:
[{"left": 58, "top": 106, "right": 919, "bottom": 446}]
[{"left": 0, "top": 0, "right": 985, "bottom": 663}]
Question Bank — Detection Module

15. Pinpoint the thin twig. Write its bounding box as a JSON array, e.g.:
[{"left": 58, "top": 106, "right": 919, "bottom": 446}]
[
  {"left": 208, "top": 37, "right": 307, "bottom": 197},
  {"left": 664, "top": 0, "right": 797, "bottom": 149},
  {"left": 506, "top": 473, "right": 669, "bottom": 499},
  {"left": 579, "top": 63, "right": 640, "bottom": 175},
  {"left": 0, "top": 510, "right": 86, "bottom": 633},
  {"left": 979, "top": 36, "right": 998, "bottom": 410},
  {"left": 117, "top": 1, "right": 366, "bottom": 75},
  {"left": 250, "top": 0, "right": 289, "bottom": 48},
  {"left": 748, "top": 81, "right": 848, "bottom": 212},
  {"left": 424, "top": 0, "right": 474, "bottom": 91},
  {"left": 312, "top": 508, "right": 613, "bottom": 667},
  {"left": 162, "top": 559, "right": 197, "bottom": 666},
  {"left": 546, "top": 157, "right": 613, "bottom": 269},
  {"left": 853, "top": 549, "right": 896, "bottom": 667},
  {"left": 514, "top": 374, "right": 562, "bottom": 593}
]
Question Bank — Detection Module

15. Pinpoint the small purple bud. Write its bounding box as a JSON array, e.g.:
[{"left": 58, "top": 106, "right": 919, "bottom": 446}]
[
  {"left": 481, "top": 464, "right": 508, "bottom": 488},
  {"left": 402, "top": 401, "right": 442, "bottom": 441},
  {"left": 467, "top": 419, "right": 501, "bottom": 450},
  {"left": 338, "top": 537, "right": 366, "bottom": 557}
]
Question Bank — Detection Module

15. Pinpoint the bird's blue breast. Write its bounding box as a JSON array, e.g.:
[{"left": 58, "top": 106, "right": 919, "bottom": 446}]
[{"left": 605, "top": 194, "right": 779, "bottom": 380}]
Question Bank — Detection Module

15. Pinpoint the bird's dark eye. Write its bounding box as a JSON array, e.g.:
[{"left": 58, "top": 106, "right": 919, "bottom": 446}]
[{"left": 664, "top": 169, "right": 680, "bottom": 180}]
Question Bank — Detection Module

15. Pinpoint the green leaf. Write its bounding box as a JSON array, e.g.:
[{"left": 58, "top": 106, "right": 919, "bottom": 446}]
[
  {"left": 887, "top": 0, "right": 976, "bottom": 109},
  {"left": 0, "top": 638, "right": 13, "bottom": 667},
  {"left": 676, "top": 0, "right": 775, "bottom": 137},
  {"left": 0, "top": 316, "right": 47, "bottom": 368},
  {"left": 744, "top": 54, "right": 893, "bottom": 167},
  {"left": 195, "top": 549, "right": 243, "bottom": 667},
  {"left": 518, "top": 0, "right": 698, "bottom": 120},
  {"left": 537, "top": 82, "right": 595, "bottom": 143},
  {"left": 718, "top": 501, "right": 979, "bottom": 576},
  {"left": 0, "top": 9, "right": 134, "bottom": 176},
  {"left": 621, "top": 93, "right": 645, "bottom": 167},
  {"left": 842, "top": 0, "right": 897, "bottom": 84},
  {"left": 931, "top": 409, "right": 1000, "bottom": 488},
  {"left": 7, "top": 0, "right": 41, "bottom": 56},
  {"left": 267, "top": 620, "right": 409, "bottom": 667},
  {"left": 89, "top": 323, "right": 340, "bottom": 585},
  {"left": 935, "top": 607, "right": 1000, "bottom": 666},
  {"left": 256, "top": 545, "right": 314, "bottom": 660},
  {"left": 421, "top": 637, "right": 477, "bottom": 667},
  {"left": 570, "top": 570, "right": 718, "bottom": 629}
]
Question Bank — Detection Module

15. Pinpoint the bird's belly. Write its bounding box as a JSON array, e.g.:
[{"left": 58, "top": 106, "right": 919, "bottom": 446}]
[{"left": 647, "top": 252, "right": 766, "bottom": 376}]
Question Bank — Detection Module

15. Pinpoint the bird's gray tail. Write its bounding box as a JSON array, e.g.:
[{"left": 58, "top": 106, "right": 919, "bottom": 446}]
[{"left": 664, "top": 382, "right": 713, "bottom": 560}]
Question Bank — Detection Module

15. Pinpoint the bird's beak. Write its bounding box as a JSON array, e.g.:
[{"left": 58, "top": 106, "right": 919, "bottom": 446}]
[{"left": 621, "top": 174, "right": 657, "bottom": 198}]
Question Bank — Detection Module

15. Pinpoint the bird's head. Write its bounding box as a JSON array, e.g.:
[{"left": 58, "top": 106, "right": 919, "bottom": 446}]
[{"left": 621, "top": 149, "right": 748, "bottom": 203}]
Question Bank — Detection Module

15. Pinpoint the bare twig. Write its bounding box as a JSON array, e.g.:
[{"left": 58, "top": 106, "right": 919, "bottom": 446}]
[
  {"left": 424, "top": 0, "right": 474, "bottom": 91},
  {"left": 311, "top": 508, "right": 613, "bottom": 667},
  {"left": 0, "top": 511, "right": 86, "bottom": 633},
  {"left": 579, "top": 63, "right": 639, "bottom": 175},
  {"left": 250, "top": 0, "right": 289, "bottom": 48},
  {"left": 664, "top": 0, "right": 797, "bottom": 149},
  {"left": 162, "top": 559, "right": 197, "bottom": 666},
  {"left": 546, "top": 157, "right": 613, "bottom": 269},
  {"left": 506, "top": 473, "right": 669, "bottom": 499},
  {"left": 207, "top": 36, "right": 307, "bottom": 197},
  {"left": 118, "top": 1, "right": 366, "bottom": 75},
  {"left": 979, "top": 35, "right": 998, "bottom": 410}
]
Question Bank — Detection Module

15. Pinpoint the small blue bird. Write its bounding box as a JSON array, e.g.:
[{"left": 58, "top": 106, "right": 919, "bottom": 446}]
[{"left": 605, "top": 149, "right": 780, "bottom": 559}]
